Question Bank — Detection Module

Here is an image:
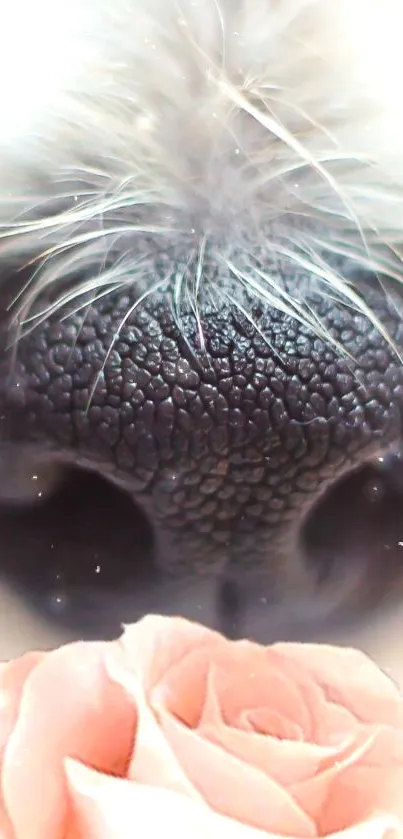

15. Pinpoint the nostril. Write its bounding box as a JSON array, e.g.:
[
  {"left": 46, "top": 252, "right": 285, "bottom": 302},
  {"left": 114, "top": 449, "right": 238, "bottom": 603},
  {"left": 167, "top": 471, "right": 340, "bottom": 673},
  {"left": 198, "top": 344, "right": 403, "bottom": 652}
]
[
  {"left": 2, "top": 454, "right": 403, "bottom": 643},
  {"left": 0, "top": 468, "right": 156, "bottom": 639},
  {"left": 301, "top": 453, "right": 403, "bottom": 609},
  {"left": 225, "top": 454, "right": 403, "bottom": 644}
]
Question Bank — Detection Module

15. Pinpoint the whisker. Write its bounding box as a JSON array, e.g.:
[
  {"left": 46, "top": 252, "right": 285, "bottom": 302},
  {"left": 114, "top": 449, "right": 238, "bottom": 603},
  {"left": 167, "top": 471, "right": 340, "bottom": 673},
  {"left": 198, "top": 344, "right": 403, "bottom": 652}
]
[
  {"left": 272, "top": 240, "right": 403, "bottom": 363},
  {"left": 212, "top": 281, "right": 282, "bottom": 363},
  {"left": 85, "top": 275, "right": 169, "bottom": 413}
]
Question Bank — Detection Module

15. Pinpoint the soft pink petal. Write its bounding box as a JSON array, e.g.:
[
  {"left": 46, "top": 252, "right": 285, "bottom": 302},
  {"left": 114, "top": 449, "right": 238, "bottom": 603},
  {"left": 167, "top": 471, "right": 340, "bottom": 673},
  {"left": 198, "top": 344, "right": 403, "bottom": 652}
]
[
  {"left": 199, "top": 719, "right": 360, "bottom": 787},
  {"left": 151, "top": 647, "right": 212, "bottom": 728},
  {"left": 321, "top": 763, "right": 403, "bottom": 836},
  {"left": 256, "top": 648, "right": 359, "bottom": 746},
  {"left": 65, "top": 760, "right": 403, "bottom": 839},
  {"left": 331, "top": 816, "right": 403, "bottom": 839},
  {"left": 120, "top": 621, "right": 359, "bottom": 751},
  {"left": 198, "top": 641, "right": 356, "bottom": 747},
  {"left": 0, "top": 654, "right": 45, "bottom": 750},
  {"left": 291, "top": 726, "right": 403, "bottom": 830},
  {"left": 198, "top": 669, "right": 223, "bottom": 728},
  {"left": 208, "top": 649, "right": 316, "bottom": 735},
  {"left": 120, "top": 616, "right": 224, "bottom": 693},
  {"left": 199, "top": 672, "right": 300, "bottom": 741},
  {"left": 241, "top": 707, "right": 303, "bottom": 739},
  {"left": 150, "top": 633, "right": 321, "bottom": 738},
  {"left": 106, "top": 651, "right": 202, "bottom": 800},
  {"left": 273, "top": 644, "right": 403, "bottom": 728},
  {"left": 0, "top": 653, "right": 44, "bottom": 839},
  {"left": 156, "top": 708, "right": 316, "bottom": 836},
  {"left": 65, "top": 758, "right": 276, "bottom": 839},
  {"left": 120, "top": 619, "right": 322, "bottom": 742},
  {"left": 120, "top": 617, "right": 226, "bottom": 728},
  {"left": 2, "top": 641, "right": 137, "bottom": 839}
]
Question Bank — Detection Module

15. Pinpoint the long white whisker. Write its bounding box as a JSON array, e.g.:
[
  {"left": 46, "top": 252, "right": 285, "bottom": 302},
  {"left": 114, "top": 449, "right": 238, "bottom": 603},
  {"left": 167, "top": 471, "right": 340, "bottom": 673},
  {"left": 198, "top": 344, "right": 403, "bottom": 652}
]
[
  {"left": 219, "top": 81, "right": 375, "bottom": 270},
  {"left": 275, "top": 241, "right": 403, "bottom": 362},
  {"left": 212, "top": 281, "right": 282, "bottom": 363},
  {"left": 85, "top": 275, "right": 169, "bottom": 412},
  {"left": 189, "top": 233, "right": 208, "bottom": 353}
]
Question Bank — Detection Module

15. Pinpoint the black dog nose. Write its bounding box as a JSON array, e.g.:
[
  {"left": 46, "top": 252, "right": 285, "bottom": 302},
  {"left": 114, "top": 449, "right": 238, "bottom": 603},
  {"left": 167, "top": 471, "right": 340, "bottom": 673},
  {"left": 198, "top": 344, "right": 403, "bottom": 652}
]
[{"left": 0, "top": 256, "right": 403, "bottom": 640}]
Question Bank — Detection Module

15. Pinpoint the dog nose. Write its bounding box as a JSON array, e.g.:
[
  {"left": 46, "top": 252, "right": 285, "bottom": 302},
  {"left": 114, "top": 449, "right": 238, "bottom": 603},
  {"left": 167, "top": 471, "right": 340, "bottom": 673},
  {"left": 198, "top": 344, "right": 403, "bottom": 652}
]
[{"left": 0, "top": 256, "right": 403, "bottom": 642}]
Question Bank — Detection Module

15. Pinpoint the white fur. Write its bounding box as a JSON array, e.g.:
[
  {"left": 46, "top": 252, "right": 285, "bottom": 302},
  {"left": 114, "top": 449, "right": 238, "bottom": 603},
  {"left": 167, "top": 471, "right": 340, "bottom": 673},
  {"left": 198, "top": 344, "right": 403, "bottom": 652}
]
[{"left": 0, "top": 0, "right": 403, "bottom": 350}]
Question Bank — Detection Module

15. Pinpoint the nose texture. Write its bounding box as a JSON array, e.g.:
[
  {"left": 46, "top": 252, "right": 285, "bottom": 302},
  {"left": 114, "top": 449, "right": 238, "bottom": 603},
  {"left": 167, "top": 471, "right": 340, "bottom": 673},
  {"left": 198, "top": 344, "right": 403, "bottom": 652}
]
[{"left": 1, "top": 269, "right": 403, "bottom": 611}]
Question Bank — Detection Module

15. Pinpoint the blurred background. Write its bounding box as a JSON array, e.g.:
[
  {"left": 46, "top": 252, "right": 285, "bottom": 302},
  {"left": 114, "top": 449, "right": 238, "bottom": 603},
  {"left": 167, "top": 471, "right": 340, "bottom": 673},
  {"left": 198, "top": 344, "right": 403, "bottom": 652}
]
[{"left": 0, "top": 453, "right": 403, "bottom": 687}]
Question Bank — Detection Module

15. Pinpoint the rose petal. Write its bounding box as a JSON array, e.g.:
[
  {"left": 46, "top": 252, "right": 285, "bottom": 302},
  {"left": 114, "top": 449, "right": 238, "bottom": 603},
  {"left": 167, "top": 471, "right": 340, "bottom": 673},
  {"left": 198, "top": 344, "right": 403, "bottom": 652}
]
[
  {"left": 121, "top": 621, "right": 360, "bottom": 750},
  {"left": 147, "top": 632, "right": 321, "bottom": 739},
  {"left": 0, "top": 654, "right": 45, "bottom": 754},
  {"left": 199, "top": 673, "right": 300, "bottom": 742},
  {"left": 2, "top": 641, "right": 137, "bottom": 839},
  {"left": 120, "top": 616, "right": 224, "bottom": 693},
  {"left": 120, "top": 619, "right": 321, "bottom": 741},
  {"left": 291, "top": 726, "right": 403, "bottom": 831},
  {"left": 199, "top": 719, "right": 361, "bottom": 787},
  {"left": 153, "top": 648, "right": 212, "bottom": 728},
  {"left": 156, "top": 708, "right": 316, "bottom": 837},
  {"left": 206, "top": 645, "right": 319, "bottom": 736},
  {"left": 197, "top": 671, "right": 302, "bottom": 740},
  {"left": 273, "top": 644, "right": 403, "bottom": 728},
  {"left": 106, "top": 650, "right": 202, "bottom": 800},
  {"left": 65, "top": 758, "right": 275, "bottom": 839},
  {"left": 0, "top": 653, "right": 44, "bottom": 839},
  {"left": 120, "top": 617, "right": 226, "bottom": 726},
  {"left": 333, "top": 816, "right": 403, "bottom": 839},
  {"left": 258, "top": 649, "right": 359, "bottom": 746},
  {"left": 198, "top": 669, "right": 222, "bottom": 727},
  {"left": 241, "top": 707, "right": 303, "bottom": 739}
]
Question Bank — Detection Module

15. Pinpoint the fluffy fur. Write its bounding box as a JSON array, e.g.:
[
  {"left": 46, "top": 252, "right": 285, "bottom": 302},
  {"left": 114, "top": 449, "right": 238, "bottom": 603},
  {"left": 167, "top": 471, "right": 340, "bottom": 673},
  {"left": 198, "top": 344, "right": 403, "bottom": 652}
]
[{"left": 1, "top": 0, "right": 403, "bottom": 354}]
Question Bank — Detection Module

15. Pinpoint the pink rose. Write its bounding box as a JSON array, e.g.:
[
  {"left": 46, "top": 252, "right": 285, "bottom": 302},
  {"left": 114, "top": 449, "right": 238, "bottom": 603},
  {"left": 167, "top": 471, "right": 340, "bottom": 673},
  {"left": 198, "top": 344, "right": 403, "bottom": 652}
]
[{"left": 0, "top": 616, "right": 402, "bottom": 839}]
